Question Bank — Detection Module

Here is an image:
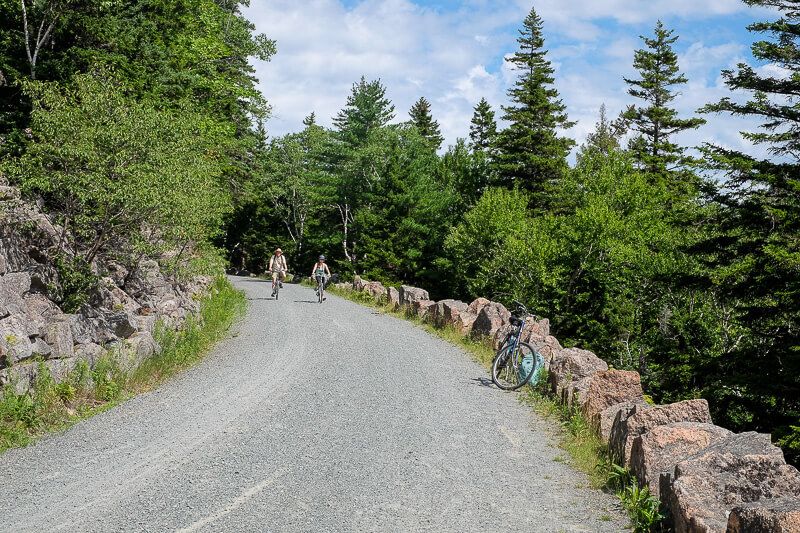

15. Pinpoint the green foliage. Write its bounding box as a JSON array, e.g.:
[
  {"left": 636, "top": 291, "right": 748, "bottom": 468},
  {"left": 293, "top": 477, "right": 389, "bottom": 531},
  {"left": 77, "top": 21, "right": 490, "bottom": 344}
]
[
  {"left": 469, "top": 97, "right": 498, "bottom": 153},
  {"left": 695, "top": 0, "right": 800, "bottom": 464},
  {"left": 408, "top": 96, "right": 443, "bottom": 151},
  {"left": 445, "top": 187, "right": 534, "bottom": 299},
  {"left": 91, "top": 356, "right": 123, "bottom": 402},
  {"left": 622, "top": 21, "right": 705, "bottom": 197},
  {"left": 493, "top": 7, "right": 575, "bottom": 202},
  {"left": 605, "top": 465, "right": 664, "bottom": 532},
  {"left": 333, "top": 76, "right": 395, "bottom": 147},
  {"left": 0, "top": 384, "right": 35, "bottom": 448},
  {"left": 53, "top": 254, "right": 98, "bottom": 313},
  {"left": 577, "top": 104, "right": 625, "bottom": 164},
  {"left": 7, "top": 71, "right": 231, "bottom": 266}
]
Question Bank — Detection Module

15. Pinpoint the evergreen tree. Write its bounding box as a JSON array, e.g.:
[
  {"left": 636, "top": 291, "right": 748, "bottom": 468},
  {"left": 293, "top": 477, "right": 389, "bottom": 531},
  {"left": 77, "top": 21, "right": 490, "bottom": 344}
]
[
  {"left": 578, "top": 104, "right": 625, "bottom": 162},
  {"left": 622, "top": 21, "right": 705, "bottom": 195},
  {"left": 408, "top": 96, "right": 443, "bottom": 150},
  {"left": 468, "top": 97, "right": 497, "bottom": 152},
  {"left": 699, "top": 0, "right": 800, "bottom": 464},
  {"left": 333, "top": 76, "right": 395, "bottom": 146},
  {"left": 494, "top": 7, "right": 575, "bottom": 200}
]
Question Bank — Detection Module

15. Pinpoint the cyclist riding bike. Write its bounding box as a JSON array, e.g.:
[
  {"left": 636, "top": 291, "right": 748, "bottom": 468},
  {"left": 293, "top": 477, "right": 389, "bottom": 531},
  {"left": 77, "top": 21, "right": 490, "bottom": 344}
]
[
  {"left": 269, "top": 248, "right": 288, "bottom": 292},
  {"left": 310, "top": 255, "right": 331, "bottom": 300}
]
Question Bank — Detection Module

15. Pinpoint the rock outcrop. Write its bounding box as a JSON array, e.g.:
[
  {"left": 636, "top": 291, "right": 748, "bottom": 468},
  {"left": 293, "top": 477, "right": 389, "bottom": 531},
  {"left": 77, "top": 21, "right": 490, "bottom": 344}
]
[
  {"left": 471, "top": 301, "right": 510, "bottom": 339},
  {"left": 0, "top": 183, "right": 212, "bottom": 392},
  {"left": 548, "top": 348, "right": 608, "bottom": 399},
  {"left": 399, "top": 285, "right": 429, "bottom": 306},
  {"left": 610, "top": 399, "right": 712, "bottom": 467},
  {"left": 628, "top": 422, "right": 731, "bottom": 500},
  {"left": 727, "top": 498, "right": 800, "bottom": 533},
  {"left": 669, "top": 432, "right": 800, "bottom": 533},
  {"left": 433, "top": 299, "right": 468, "bottom": 329},
  {"left": 386, "top": 287, "right": 400, "bottom": 309},
  {"left": 412, "top": 299, "right": 437, "bottom": 321},
  {"left": 580, "top": 369, "right": 644, "bottom": 430}
]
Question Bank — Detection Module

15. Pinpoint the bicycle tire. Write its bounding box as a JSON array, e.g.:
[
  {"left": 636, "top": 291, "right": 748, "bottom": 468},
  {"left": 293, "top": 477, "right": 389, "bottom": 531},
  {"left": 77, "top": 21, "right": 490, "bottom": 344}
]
[
  {"left": 318, "top": 279, "right": 324, "bottom": 303},
  {"left": 491, "top": 342, "right": 539, "bottom": 391}
]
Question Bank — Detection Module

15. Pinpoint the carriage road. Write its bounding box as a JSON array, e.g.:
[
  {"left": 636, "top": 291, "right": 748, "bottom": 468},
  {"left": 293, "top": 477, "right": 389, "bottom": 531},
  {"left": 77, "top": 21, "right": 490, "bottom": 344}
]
[{"left": 0, "top": 276, "right": 626, "bottom": 532}]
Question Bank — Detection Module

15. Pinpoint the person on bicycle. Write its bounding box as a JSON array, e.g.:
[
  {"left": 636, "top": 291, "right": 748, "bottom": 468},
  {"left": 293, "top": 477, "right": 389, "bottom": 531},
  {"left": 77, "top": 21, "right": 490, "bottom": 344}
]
[
  {"left": 269, "top": 248, "right": 288, "bottom": 288},
  {"left": 310, "top": 255, "right": 331, "bottom": 296}
]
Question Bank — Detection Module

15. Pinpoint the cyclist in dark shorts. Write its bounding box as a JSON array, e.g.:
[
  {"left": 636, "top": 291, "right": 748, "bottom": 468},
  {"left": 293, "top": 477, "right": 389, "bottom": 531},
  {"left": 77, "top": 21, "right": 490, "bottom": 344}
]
[{"left": 310, "top": 255, "right": 331, "bottom": 299}]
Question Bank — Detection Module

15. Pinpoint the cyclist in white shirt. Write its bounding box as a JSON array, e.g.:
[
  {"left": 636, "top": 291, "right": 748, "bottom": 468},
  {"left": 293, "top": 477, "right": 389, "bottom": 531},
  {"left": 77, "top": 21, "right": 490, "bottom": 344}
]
[{"left": 269, "top": 248, "right": 288, "bottom": 288}]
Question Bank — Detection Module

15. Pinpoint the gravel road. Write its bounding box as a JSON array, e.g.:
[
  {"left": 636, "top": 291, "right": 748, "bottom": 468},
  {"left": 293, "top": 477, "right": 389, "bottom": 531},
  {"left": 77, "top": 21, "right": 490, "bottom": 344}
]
[{"left": 0, "top": 276, "right": 626, "bottom": 532}]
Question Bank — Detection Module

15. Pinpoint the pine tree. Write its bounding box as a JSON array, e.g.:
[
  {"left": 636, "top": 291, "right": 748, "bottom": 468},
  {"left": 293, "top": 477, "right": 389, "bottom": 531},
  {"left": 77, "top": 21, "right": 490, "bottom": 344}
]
[
  {"left": 333, "top": 76, "right": 395, "bottom": 146},
  {"left": 697, "top": 0, "right": 800, "bottom": 464},
  {"left": 469, "top": 97, "right": 497, "bottom": 152},
  {"left": 408, "top": 96, "right": 444, "bottom": 150},
  {"left": 622, "top": 21, "right": 705, "bottom": 195},
  {"left": 494, "top": 7, "right": 575, "bottom": 200},
  {"left": 578, "top": 104, "right": 625, "bottom": 161},
  {"left": 302, "top": 112, "right": 317, "bottom": 127}
]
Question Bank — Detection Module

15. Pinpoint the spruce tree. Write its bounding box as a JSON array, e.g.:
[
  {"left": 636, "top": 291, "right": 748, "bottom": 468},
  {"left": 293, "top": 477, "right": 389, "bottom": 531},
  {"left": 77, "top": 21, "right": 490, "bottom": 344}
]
[
  {"left": 408, "top": 96, "right": 444, "bottom": 150},
  {"left": 302, "top": 111, "right": 317, "bottom": 127},
  {"left": 622, "top": 21, "right": 705, "bottom": 195},
  {"left": 578, "top": 104, "right": 625, "bottom": 161},
  {"left": 698, "top": 0, "right": 800, "bottom": 462},
  {"left": 333, "top": 76, "right": 395, "bottom": 146},
  {"left": 494, "top": 7, "right": 575, "bottom": 199},
  {"left": 469, "top": 97, "right": 497, "bottom": 152}
]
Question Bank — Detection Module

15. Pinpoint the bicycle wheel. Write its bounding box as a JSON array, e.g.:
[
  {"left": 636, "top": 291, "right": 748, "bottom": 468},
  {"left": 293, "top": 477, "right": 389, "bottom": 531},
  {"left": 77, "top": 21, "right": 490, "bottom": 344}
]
[
  {"left": 491, "top": 342, "right": 541, "bottom": 390},
  {"left": 318, "top": 280, "right": 324, "bottom": 303}
]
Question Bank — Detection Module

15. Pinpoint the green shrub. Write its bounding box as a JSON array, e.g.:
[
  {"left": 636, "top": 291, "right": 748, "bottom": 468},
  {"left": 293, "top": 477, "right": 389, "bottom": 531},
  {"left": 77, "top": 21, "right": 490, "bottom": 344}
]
[
  {"left": 91, "top": 357, "right": 123, "bottom": 402},
  {"left": 54, "top": 255, "right": 98, "bottom": 313}
]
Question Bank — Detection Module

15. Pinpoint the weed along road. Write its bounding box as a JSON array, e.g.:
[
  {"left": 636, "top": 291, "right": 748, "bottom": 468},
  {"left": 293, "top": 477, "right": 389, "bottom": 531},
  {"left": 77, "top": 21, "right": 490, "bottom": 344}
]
[{"left": 0, "top": 276, "right": 626, "bottom": 532}]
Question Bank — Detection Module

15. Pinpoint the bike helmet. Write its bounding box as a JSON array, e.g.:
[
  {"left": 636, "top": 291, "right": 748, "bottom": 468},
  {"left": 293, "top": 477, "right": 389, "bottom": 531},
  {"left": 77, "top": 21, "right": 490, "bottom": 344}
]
[{"left": 319, "top": 255, "right": 326, "bottom": 261}]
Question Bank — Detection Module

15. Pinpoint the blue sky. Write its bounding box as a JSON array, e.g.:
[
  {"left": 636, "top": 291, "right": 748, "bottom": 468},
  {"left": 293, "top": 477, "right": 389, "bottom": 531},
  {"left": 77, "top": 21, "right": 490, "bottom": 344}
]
[{"left": 245, "top": 1, "right": 775, "bottom": 154}]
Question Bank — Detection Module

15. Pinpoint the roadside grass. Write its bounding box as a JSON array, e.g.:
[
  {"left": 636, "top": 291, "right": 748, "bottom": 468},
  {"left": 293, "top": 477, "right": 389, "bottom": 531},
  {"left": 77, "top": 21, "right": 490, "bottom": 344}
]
[
  {"left": 328, "top": 284, "right": 664, "bottom": 531},
  {"left": 0, "top": 276, "right": 245, "bottom": 453}
]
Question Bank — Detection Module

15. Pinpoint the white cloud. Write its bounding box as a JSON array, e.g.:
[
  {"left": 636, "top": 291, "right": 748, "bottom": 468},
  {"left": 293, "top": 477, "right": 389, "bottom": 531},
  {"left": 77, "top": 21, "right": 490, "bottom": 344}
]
[{"left": 246, "top": 0, "right": 771, "bottom": 157}]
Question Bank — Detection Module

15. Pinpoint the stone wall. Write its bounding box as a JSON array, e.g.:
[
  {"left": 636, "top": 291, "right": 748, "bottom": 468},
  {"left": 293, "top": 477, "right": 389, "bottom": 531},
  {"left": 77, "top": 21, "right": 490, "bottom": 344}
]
[
  {"left": 0, "top": 183, "right": 211, "bottom": 393},
  {"left": 343, "top": 276, "right": 800, "bottom": 532}
]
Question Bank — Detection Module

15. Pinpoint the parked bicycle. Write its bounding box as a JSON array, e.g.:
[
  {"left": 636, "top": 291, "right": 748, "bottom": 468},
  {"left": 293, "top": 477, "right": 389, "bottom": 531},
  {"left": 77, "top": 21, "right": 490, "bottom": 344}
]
[{"left": 491, "top": 301, "right": 545, "bottom": 390}]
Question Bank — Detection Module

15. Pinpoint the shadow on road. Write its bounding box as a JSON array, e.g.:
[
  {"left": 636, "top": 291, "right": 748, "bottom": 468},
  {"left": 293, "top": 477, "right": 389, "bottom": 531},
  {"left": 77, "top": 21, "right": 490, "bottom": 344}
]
[
  {"left": 247, "top": 297, "right": 276, "bottom": 301},
  {"left": 471, "top": 377, "right": 495, "bottom": 388},
  {"left": 294, "top": 300, "right": 322, "bottom": 304}
]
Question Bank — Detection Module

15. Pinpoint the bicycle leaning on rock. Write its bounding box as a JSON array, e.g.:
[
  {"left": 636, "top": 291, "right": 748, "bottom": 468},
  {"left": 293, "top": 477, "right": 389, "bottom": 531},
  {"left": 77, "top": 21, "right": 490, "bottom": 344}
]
[{"left": 491, "top": 301, "right": 545, "bottom": 390}]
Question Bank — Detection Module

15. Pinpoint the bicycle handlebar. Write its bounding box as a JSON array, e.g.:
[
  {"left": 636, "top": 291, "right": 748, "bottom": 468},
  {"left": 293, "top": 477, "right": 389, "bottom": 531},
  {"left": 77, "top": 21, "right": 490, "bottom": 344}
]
[{"left": 511, "top": 300, "right": 540, "bottom": 322}]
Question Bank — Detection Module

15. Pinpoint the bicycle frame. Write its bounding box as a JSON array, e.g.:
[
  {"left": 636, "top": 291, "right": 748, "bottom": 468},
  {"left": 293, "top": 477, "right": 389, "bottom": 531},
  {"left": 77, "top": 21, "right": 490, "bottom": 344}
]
[
  {"left": 498, "top": 320, "right": 524, "bottom": 359},
  {"left": 495, "top": 301, "right": 535, "bottom": 369}
]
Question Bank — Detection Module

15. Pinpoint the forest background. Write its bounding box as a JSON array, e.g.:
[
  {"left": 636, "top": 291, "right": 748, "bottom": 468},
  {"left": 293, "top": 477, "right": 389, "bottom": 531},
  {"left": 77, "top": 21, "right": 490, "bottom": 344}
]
[{"left": 0, "top": 0, "right": 797, "bottom": 464}]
